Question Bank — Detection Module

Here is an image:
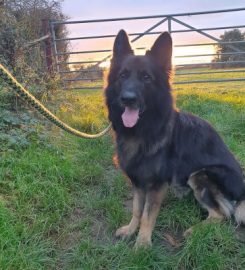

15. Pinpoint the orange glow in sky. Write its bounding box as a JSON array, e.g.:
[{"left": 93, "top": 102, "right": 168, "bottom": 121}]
[
  {"left": 61, "top": 1, "right": 245, "bottom": 71},
  {"left": 69, "top": 43, "right": 216, "bottom": 70}
]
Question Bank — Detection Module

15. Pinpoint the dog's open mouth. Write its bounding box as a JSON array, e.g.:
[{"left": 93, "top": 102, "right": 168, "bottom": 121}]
[{"left": 122, "top": 107, "right": 139, "bottom": 128}]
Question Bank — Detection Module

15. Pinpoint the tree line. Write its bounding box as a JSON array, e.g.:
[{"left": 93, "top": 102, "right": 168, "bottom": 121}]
[{"left": 213, "top": 29, "right": 245, "bottom": 68}]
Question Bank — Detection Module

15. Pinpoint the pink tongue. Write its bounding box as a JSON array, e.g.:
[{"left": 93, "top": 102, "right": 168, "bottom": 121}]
[{"left": 122, "top": 107, "right": 139, "bottom": 128}]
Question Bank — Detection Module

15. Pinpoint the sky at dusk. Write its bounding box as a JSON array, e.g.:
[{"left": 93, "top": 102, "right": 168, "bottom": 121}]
[{"left": 59, "top": 1, "right": 245, "bottom": 67}]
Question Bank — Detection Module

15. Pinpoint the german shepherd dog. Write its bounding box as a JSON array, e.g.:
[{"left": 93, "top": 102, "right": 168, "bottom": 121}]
[{"left": 105, "top": 30, "right": 245, "bottom": 248}]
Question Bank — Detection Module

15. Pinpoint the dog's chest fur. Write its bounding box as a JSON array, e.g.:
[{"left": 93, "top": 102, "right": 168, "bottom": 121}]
[
  {"left": 116, "top": 134, "right": 172, "bottom": 189},
  {"left": 116, "top": 134, "right": 192, "bottom": 195}
]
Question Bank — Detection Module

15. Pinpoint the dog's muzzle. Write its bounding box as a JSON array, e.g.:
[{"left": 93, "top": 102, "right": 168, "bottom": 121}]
[{"left": 120, "top": 90, "right": 138, "bottom": 107}]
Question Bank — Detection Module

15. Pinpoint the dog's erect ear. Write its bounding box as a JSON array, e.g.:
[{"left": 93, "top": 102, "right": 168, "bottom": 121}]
[
  {"left": 147, "top": 32, "right": 172, "bottom": 69},
  {"left": 113, "top": 30, "right": 133, "bottom": 59}
]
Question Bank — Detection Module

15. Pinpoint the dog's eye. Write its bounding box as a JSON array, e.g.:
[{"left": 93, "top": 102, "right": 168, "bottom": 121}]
[
  {"left": 142, "top": 72, "right": 151, "bottom": 81},
  {"left": 119, "top": 71, "right": 128, "bottom": 79}
]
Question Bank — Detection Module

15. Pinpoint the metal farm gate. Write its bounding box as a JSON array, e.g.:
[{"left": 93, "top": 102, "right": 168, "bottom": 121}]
[{"left": 50, "top": 7, "right": 245, "bottom": 90}]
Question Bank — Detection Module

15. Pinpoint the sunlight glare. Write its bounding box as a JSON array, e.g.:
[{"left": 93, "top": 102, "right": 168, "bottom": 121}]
[{"left": 173, "top": 45, "right": 216, "bottom": 65}]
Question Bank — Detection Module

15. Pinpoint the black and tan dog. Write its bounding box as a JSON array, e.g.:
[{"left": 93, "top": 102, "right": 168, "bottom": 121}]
[{"left": 105, "top": 30, "right": 245, "bottom": 248}]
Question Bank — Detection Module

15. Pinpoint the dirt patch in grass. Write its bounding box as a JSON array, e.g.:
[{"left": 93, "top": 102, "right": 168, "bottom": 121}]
[
  {"left": 55, "top": 203, "right": 111, "bottom": 268},
  {"left": 59, "top": 207, "right": 86, "bottom": 250}
]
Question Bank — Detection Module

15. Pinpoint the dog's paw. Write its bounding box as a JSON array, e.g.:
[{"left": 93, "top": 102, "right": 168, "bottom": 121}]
[
  {"left": 115, "top": 225, "right": 134, "bottom": 239},
  {"left": 134, "top": 236, "right": 152, "bottom": 250}
]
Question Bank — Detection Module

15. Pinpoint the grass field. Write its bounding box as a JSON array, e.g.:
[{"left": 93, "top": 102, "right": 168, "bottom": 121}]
[{"left": 1, "top": 69, "right": 245, "bottom": 269}]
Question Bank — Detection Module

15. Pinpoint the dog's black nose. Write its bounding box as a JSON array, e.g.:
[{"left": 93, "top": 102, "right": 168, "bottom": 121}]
[{"left": 120, "top": 91, "right": 137, "bottom": 105}]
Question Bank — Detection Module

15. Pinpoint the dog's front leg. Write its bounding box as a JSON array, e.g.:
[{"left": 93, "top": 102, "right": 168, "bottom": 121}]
[
  {"left": 116, "top": 186, "right": 145, "bottom": 239},
  {"left": 135, "top": 183, "right": 168, "bottom": 249}
]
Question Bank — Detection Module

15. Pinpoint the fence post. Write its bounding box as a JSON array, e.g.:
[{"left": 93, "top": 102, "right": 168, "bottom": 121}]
[
  {"left": 42, "top": 18, "right": 53, "bottom": 76},
  {"left": 168, "top": 17, "right": 172, "bottom": 33}
]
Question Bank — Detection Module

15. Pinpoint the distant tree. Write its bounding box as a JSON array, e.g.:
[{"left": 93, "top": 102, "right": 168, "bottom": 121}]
[{"left": 213, "top": 29, "right": 245, "bottom": 68}]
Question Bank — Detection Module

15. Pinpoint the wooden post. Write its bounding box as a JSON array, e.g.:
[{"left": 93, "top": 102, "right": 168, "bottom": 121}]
[{"left": 42, "top": 18, "right": 53, "bottom": 76}]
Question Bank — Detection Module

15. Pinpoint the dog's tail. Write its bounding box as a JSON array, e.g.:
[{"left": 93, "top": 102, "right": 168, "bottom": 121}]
[
  {"left": 202, "top": 165, "right": 245, "bottom": 224},
  {"left": 234, "top": 198, "right": 245, "bottom": 224}
]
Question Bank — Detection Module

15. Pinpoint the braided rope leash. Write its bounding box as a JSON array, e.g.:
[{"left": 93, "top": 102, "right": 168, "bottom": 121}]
[{"left": 0, "top": 64, "right": 111, "bottom": 139}]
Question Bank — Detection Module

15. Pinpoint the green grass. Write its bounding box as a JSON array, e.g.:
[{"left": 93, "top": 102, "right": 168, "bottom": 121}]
[
  {"left": 175, "top": 67, "right": 245, "bottom": 82},
  {"left": 1, "top": 70, "right": 245, "bottom": 269}
]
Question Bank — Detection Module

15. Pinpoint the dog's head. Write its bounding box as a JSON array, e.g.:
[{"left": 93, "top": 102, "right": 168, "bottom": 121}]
[{"left": 106, "top": 29, "right": 173, "bottom": 129}]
